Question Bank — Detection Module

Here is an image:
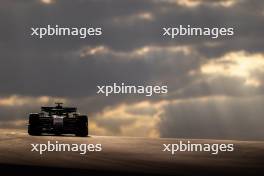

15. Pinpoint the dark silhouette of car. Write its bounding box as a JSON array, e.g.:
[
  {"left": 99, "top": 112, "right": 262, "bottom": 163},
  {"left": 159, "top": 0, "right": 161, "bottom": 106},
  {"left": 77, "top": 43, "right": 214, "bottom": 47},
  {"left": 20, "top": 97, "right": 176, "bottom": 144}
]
[{"left": 28, "top": 103, "right": 88, "bottom": 136}]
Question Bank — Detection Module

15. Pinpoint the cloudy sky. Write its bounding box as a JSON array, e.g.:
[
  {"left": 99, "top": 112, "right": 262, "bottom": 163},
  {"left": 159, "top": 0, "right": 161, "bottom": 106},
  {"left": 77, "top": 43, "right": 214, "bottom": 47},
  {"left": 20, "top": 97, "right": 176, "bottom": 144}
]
[{"left": 0, "top": 0, "right": 264, "bottom": 140}]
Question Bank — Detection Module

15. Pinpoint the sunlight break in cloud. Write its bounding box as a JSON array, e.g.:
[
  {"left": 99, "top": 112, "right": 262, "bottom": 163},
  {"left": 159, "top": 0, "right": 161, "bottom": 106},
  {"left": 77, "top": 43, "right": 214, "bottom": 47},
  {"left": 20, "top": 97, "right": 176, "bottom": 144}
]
[
  {"left": 201, "top": 51, "right": 264, "bottom": 87},
  {"left": 113, "top": 11, "right": 155, "bottom": 24},
  {"left": 0, "top": 95, "right": 66, "bottom": 107},
  {"left": 161, "top": 0, "right": 237, "bottom": 8},
  {"left": 40, "top": 0, "right": 55, "bottom": 5},
  {"left": 79, "top": 45, "right": 194, "bottom": 59},
  {"left": 90, "top": 101, "right": 165, "bottom": 138}
]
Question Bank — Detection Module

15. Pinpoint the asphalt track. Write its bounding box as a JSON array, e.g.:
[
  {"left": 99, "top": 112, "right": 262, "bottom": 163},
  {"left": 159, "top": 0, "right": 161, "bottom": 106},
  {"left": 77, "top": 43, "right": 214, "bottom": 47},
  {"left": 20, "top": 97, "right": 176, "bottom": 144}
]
[{"left": 0, "top": 129, "right": 263, "bottom": 176}]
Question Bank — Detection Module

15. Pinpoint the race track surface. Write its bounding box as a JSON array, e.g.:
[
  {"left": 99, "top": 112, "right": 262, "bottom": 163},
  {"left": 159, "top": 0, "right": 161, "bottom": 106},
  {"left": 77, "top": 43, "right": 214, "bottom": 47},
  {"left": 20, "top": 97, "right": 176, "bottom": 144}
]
[{"left": 0, "top": 129, "right": 263, "bottom": 176}]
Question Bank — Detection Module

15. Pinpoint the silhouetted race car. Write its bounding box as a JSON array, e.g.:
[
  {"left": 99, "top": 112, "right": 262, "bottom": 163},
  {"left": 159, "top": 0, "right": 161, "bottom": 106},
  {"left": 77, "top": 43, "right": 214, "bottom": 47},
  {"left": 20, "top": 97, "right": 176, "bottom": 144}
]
[{"left": 28, "top": 103, "right": 88, "bottom": 136}]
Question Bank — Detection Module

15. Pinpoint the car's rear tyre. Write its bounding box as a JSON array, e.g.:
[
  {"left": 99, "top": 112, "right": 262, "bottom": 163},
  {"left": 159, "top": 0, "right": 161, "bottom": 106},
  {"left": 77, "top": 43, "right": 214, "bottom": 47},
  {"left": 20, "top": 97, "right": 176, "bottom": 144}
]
[
  {"left": 28, "top": 114, "right": 41, "bottom": 136},
  {"left": 28, "top": 125, "right": 41, "bottom": 136},
  {"left": 75, "top": 115, "right": 88, "bottom": 137}
]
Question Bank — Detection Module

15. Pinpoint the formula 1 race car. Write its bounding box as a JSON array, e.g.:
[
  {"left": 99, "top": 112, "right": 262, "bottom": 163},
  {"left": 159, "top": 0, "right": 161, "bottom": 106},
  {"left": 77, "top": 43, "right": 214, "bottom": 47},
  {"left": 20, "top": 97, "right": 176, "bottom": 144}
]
[{"left": 28, "top": 103, "right": 88, "bottom": 136}]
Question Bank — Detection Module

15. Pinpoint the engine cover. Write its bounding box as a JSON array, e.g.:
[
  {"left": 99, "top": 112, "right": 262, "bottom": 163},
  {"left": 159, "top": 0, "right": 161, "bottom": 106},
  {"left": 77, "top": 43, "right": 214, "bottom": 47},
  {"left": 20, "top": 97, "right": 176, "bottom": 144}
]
[{"left": 53, "top": 115, "right": 64, "bottom": 130}]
